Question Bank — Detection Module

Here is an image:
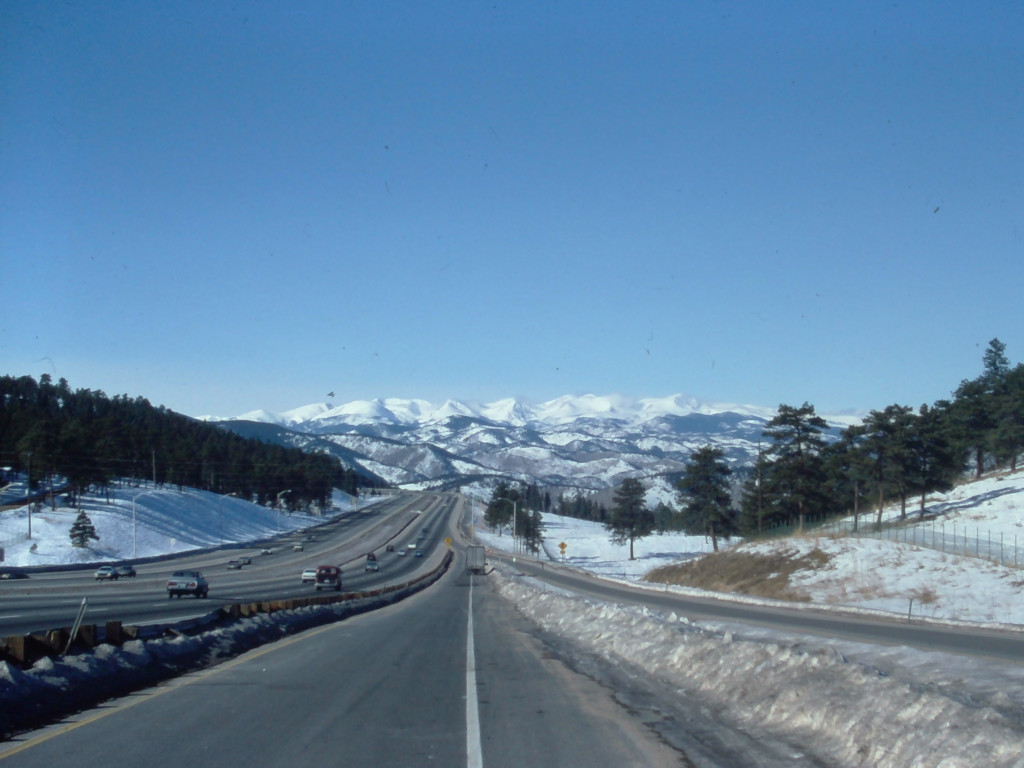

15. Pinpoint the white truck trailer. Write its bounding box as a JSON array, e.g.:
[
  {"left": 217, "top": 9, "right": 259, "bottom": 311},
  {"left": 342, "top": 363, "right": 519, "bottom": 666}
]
[{"left": 466, "top": 545, "right": 486, "bottom": 574}]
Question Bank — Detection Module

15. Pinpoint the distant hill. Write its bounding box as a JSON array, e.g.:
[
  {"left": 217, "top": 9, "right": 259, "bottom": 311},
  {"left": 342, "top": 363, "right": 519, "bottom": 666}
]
[{"left": 213, "top": 393, "right": 856, "bottom": 492}]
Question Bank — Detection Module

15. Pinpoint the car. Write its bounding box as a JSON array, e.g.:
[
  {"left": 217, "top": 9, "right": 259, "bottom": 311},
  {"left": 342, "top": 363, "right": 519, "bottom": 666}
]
[
  {"left": 261, "top": 548, "right": 274, "bottom": 555},
  {"left": 385, "top": 544, "right": 395, "bottom": 552},
  {"left": 166, "top": 570, "right": 209, "bottom": 598},
  {"left": 365, "top": 553, "right": 379, "bottom": 572},
  {"left": 115, "top": 565, "right": 136, "bottom": 578},
  {"left": 95, "top": 565, "right": 119, "bottom": 581},
  {"left": 226, "top": 560, "right": 243, "bottom": 570},
  {"left": 396, "top": 549, "right": 407, "bottom": 557},
  {"left": 407, "top": 543, "right": 417, "bottom": 550},
  {"left": 238, "top": 556, "right": 252, "bottom": 565},
  {"left": 301, "top": 568, "right": 317, "bottom": 584},
  {"left": 293, "top": 543, "right": 304, "bottom": 552},
  {"left": 414, "top": 549, "right": 424, "bottom": 558},
  {"left": 314, "top": 564, "right": 341, "bottom": 591}
]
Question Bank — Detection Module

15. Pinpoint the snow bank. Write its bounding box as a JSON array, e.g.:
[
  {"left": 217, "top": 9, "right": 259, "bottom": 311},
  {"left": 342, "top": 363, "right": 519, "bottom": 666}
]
[
  {"left": 0, "top": 569, "right": 444, "bottom": 738},
  {"left": 493, "top": 567, "right": 1024, "bottom": 768}
]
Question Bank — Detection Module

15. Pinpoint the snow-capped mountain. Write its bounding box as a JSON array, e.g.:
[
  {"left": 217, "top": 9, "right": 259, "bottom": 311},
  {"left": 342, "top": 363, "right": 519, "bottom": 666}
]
[{"left": 218, "top": 394, "right": 854, "bottom": 492}]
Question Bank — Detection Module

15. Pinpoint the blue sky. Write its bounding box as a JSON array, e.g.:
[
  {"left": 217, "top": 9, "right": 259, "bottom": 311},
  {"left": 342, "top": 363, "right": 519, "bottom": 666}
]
[{"left": 2, "top": 1, "right": 1022, "bottom": 418}]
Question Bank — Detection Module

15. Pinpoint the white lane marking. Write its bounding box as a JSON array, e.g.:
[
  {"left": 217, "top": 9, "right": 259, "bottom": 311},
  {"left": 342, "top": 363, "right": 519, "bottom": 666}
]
[{"left": 466, "top": 573, "right": 483, "bottom": 768}]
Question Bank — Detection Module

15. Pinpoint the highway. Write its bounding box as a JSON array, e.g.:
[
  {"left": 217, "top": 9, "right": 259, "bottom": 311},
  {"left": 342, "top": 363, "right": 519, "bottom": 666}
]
[
  {"left": 0, "top": 492, "right": 454, "bottom": 638},
  {"left": 0, "top": 548, "right": 683, "bottom": 768},
  {"left": 3, "top": 494, "right": 1024, "bottom": 766}
]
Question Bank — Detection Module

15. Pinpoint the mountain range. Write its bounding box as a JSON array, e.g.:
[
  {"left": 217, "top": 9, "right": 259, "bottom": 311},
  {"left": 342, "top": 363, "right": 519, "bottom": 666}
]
[{"left": 212, "top": 394, "right": 860, "bottom": 494}]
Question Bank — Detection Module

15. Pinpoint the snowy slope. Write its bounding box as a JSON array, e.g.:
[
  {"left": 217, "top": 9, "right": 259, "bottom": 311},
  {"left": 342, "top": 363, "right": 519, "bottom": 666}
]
[
  {"left": 0, "top": 485, "right": 363, "bottom": 567},
  {"left": 2, "top": 474, "right": 1024, "bottom": 765},
  {"left": 474, "top": 468, "right": 1024, "bottom": 626}
]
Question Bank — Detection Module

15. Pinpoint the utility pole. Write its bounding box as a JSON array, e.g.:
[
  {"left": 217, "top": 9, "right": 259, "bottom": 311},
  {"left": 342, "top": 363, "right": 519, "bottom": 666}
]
[{"left": 26, "top": 452, "right": 32, "bottom": 539}]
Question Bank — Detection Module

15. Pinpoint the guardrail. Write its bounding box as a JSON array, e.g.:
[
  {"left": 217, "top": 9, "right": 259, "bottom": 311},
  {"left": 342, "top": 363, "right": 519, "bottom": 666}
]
[{"left": 1, "top": 550, "right": 454, "bottom": 669}]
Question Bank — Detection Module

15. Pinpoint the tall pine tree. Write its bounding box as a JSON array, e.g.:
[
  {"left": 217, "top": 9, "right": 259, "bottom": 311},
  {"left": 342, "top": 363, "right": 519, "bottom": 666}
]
[
  {"left": 676, "top": 445, "right": 738, "bottom": 551},
  {"left": 763, "top": 402, "right": 830, "bottom": 531},
  {"left": 605, "top": 478, "right": 654, "bottom": 560}
]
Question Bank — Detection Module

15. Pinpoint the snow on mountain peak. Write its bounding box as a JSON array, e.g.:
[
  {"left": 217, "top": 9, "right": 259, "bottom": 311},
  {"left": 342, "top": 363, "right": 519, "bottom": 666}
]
[
  {"left": 234, "top": 393, "right": 785, "bottom": 430},
  {"left": 535, "top": 393, "right": 636, "bottom": 424},
  {"left": 233, "top": 407, "right": 288, "bottom": 425},
  {"left": 481, "top": 398, "right": 534, "bottom": 425}
]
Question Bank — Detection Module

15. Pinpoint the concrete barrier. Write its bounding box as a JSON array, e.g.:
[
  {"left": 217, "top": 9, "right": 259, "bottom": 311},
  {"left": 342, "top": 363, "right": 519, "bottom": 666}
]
[{"left": 1, "top": 550, "right": 453, "bottom": 669}]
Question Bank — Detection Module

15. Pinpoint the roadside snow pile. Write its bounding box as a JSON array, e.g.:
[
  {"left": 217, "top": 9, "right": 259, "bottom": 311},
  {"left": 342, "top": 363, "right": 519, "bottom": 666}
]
[
  {"left": 0, "top": 605, "right": 331, "bottom": 737},
  {"left": 0, "top": 576, "right": 437, "bottom": 739},
  {"left": 493, "top": 567, "right": 1024, "bottom": 768}
]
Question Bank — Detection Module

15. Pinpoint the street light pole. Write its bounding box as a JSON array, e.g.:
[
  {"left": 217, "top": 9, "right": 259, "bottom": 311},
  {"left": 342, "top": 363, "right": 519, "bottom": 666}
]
[
  {"left": 513, "top": 501, "right": 517, "bottom": 554},
  {"left": 25, "top": 452, "right": 32, "bottom": 539},
  {"left": 131, "top": 492, "right": 144, "bottom": 560},
  {"left": 276, "top": 489, "right": 292, "bottom": 533},
  {"left": 220, "top": 492, "right": 238, "bottom": 546},
  {"left": 130, "top": 488, "right": 164, "bottom": 560}
]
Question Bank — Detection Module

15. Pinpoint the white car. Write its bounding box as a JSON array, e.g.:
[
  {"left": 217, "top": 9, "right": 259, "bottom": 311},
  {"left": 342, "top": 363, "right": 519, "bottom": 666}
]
[{"left": 301, "top": 568, "right": 317, "bottom": 584}]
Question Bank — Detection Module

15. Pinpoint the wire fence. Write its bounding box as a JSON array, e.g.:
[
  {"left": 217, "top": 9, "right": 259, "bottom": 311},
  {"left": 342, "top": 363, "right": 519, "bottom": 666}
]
[{"left": 812, "top": 516, "right": 1023, "bottom": 570}]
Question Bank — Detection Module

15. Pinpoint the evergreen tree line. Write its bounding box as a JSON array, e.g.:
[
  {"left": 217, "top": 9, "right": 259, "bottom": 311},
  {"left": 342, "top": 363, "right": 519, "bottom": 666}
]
[
  {"left": 499, "top": 339, "right": 1024, "bottom": 559},
  {"left": 0, "top": 374, "right": 378, "bottom": 511},
  {"left": 734, "top": 338, "right": 1024, "bottom": 538},
  {"left": 482, "top": 481, "right": 549, "bottom": 553},
  {"left": 605, "top": 339, "right": 1024, "bottom": 559}
]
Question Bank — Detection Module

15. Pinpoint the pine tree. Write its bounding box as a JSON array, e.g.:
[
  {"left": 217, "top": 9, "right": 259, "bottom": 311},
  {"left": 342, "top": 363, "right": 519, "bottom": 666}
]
[
  {"left": 484, "top": 482, "right": 517, "bottom": 534},
  {"left": 861, "top": 405, "right": 904, "bottom": 528},
  {"left": 909, "top": 402, "right": 959, "bottom": 514},
  {"left": 676, "top": 445, "right": 738, "bottom": 551},
  {"left": 605, "top": 478, "right": 654, "bottom": 560},
  {"left": 69, "top": 510, "right": 99, "bottom": 548},
  {"left": 982, "top": 338, "right": 1010, "bottom": 383},
  {"left": 763, "top": 402, "right": 830, "bottom": 531},
  {"left": 823, "top": 423, "right": 872, "bottom": 532},
  {"left": 992, "top": 364, "right": 1024, "bottom": 471}
]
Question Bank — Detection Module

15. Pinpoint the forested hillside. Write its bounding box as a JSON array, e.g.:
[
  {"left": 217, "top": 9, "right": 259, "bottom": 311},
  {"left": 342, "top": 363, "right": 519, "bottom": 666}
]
[
  {"left": 493, "top": 339, "right": 1024, "bottom": 541},
  {"left": 732, "top": 338, "right": 1024, "bottom": 535},
  {"left": 0, "top": 374, "right": 382, "bottom": 511}
]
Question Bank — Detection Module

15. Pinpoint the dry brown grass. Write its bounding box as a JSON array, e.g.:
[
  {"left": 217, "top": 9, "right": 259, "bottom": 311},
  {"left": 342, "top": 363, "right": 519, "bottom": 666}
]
[
  {"left": 643, "top": 545, "right": 832, "bottom": 602},
  {"left": 910, "top": 586, "right": 939, "bottom": 605}
]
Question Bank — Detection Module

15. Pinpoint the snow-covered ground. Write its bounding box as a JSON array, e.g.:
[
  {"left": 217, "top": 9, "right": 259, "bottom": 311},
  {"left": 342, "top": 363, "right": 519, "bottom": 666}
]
[
  {"left": 0, "top": 483, "right": 368, "bottom": 568},
  {"left": 468, "top": 470, "right": 1024, "bottom": 767},
  {"left": 3, "top": 474, "right": 1024, "bottom": 764},
  {"left": 491, "top": 569, "right": 1024, "bottom": 767},
  {"left": 473, "top": 468, "right": 1024, "bottom": 625}
]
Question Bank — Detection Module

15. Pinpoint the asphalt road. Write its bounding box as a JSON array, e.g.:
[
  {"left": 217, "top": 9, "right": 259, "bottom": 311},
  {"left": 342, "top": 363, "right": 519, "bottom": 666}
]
[
  {"left": 501, "top": 554, "right": 1024, "bottom": 665},
  {"left": 0, "top": 551, "right": 683, "bottom": 768},
  {"left": 0, "top": 492, "right": 454, "bottom": 637}
]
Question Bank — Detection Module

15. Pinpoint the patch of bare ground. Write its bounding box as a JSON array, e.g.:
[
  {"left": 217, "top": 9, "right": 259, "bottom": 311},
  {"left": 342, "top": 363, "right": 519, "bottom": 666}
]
[{"left": 643, "top": 545, "right": 832, "bottom": 602}]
